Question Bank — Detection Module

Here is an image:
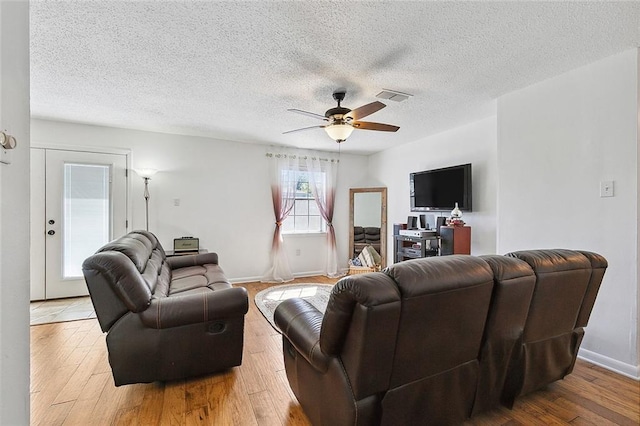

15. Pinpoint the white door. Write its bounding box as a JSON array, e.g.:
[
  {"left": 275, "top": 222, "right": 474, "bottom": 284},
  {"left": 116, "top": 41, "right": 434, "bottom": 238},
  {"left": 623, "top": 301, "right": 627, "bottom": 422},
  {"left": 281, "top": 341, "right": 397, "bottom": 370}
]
[{"left": 31, "top": 149, "right": 128, "bottom": 299}]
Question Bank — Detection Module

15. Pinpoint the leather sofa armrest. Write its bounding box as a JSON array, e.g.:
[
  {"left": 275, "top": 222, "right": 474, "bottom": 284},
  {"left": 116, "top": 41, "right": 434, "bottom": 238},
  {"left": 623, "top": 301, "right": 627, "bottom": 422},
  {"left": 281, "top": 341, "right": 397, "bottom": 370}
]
[
  {"left": 139, "top": 286, "right": 248, "bottom": 329},
  {"left": 166, "top": 252, "right": 219, "bottom": 269},
  {"left": 274, "top": 298, "right": 331, "bottom": 373}
]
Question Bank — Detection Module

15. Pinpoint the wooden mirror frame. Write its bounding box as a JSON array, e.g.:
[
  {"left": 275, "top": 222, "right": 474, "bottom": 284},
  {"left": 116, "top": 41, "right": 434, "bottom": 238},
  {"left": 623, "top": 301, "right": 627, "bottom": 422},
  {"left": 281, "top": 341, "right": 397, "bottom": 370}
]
[{"left": 349, "top": 187, "right": 388, "bottom": 268}]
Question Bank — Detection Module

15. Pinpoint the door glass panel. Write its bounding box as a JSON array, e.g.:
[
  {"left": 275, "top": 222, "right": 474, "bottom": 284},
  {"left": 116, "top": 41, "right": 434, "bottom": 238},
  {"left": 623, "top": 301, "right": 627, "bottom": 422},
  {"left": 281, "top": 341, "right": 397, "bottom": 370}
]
[{"left": 63, "top": 163, "right": 110, "bottom": 278}]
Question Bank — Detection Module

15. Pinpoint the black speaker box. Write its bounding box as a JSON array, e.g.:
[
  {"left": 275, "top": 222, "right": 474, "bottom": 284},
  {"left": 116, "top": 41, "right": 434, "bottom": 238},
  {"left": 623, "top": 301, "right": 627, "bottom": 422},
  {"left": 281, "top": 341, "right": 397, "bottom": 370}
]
[
  {"left": 419, "top": 214, "right": 429, "bottom": 230},
  {"left": 436, "top": 217, "right": 447, "bottom": 235},
  {"left": 407, "top": 216, "right": 418, "bottom": 230}
]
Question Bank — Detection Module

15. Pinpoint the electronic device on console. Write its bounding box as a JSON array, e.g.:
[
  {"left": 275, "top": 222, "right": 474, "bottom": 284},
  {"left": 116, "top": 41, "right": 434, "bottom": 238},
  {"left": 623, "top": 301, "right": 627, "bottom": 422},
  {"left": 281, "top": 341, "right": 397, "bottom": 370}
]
[
  {"left": 399, "top": 229, "right": 437, "bottom": 238},
  {"left": 173, "top": 236, "right": 199, "bottom": 253}
]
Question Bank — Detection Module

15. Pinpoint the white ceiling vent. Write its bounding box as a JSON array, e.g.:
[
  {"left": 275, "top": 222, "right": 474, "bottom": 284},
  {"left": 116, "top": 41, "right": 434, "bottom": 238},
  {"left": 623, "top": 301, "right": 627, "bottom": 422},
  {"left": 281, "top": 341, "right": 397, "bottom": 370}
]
[{"left": 376, "top": 89, "right": 413, "bottom": 102}]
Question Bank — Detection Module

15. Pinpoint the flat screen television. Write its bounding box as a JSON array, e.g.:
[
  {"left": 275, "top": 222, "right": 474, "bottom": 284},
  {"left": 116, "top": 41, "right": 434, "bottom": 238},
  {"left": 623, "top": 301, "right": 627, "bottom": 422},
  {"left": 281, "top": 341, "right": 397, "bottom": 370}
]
[{"left": 410, "top": 163, "right": 472, "bottom": 212}]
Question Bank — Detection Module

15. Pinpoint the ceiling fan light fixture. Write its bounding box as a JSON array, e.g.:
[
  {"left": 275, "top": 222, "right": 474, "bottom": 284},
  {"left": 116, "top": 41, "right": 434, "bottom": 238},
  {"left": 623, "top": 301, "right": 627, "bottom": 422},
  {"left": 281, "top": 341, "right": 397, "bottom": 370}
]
[{"left": 325, "top": 123, "right": 354, "bottom": 142}]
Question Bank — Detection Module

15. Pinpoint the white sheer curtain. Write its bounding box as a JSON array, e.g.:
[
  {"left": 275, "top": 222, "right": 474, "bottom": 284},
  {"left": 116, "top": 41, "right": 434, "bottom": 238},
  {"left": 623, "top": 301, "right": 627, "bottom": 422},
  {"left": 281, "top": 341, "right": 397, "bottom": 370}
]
[
  {"left": 262, "top": 149, "right": 341, "bottom": 281},
  {"left": 261, "top": 152, "right": 304, "bottom": 282},
  {"left": 306, "top": 153, "right": 341, "bottom": 277}
]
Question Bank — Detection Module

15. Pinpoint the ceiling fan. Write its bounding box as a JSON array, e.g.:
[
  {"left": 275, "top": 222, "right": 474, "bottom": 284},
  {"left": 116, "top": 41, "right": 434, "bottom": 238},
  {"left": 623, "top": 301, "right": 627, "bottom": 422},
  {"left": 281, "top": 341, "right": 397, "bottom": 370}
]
[{"left": 284, "top": 90, "right": 400, "bottom": 143}]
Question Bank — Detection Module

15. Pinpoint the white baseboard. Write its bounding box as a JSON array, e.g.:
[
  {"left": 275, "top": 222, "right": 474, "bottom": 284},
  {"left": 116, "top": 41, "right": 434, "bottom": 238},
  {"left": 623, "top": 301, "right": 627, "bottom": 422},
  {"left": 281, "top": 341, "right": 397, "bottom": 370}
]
[
  {"left": 578, "top": 348, "right": 640, "bottom": 380},
  {"left": 229, "top": 275, "right": 263, "bottom": 284},
  {"left": 292, "top": 270, "right": 327, "bottom": 279}
]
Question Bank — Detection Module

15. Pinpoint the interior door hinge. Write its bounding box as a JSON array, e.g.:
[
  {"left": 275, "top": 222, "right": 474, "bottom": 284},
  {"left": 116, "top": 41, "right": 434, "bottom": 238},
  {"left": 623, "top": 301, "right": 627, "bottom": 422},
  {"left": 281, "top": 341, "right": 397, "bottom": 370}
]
[
  {"left": 126, "top": 220, "right": 129, "bottom": 229},
  {"left": 125, "top": 168, "right": 128, "bottom": 178}
]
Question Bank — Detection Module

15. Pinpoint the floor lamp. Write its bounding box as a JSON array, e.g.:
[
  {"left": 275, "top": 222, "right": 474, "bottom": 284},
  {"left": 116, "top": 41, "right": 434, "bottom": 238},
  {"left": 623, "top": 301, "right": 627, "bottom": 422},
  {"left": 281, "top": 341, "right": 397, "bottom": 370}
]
[{"left": 134, "top": 169, "right": 157, "bottom": 231}]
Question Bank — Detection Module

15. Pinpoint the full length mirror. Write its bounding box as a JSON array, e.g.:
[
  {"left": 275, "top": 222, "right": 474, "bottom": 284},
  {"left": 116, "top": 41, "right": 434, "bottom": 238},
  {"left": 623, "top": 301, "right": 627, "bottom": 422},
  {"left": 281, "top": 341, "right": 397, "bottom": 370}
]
[{"left": 349, "top": 187, "right": 387, "bottom": 269}]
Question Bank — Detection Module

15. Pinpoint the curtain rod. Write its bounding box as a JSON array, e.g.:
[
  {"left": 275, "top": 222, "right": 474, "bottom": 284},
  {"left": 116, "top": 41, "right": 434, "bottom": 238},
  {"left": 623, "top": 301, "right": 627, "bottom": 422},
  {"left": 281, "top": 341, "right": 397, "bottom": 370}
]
[{"left": 265, "top": 153, "right": 339, "bottom": 163}]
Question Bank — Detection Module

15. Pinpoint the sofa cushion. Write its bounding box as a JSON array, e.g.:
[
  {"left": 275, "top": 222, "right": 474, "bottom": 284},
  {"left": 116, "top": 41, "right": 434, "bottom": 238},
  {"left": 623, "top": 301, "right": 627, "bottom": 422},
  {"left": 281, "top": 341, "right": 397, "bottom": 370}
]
[
  {"left": 98, "top": 236, "right": 152, "bottom": 273},
  {"left": 473, "top": 255, "right": 536, "bottom": 414},
  {"left": 575, "top": 251, "right": 608, "bottom": 328},
  {"left": 168, "top": 264, "right": 230, "bottom": 295},
  {"left": 319, "top": 272, "right": 402, "bottom": 399},
  {"left": 83, "top": 251, "right": 152, "bottom": 315},
  {"left": 170, "top": 273, "right": 210, "bottom": 294},
  {"left": 503, "top": 249, "right": 595, "bottom": 399},
  {"left": 172, "top": 265, "right": 209, "bottom": 280},
  {"left": 385, "top": 256, "right": 494, "bottom": 387},
  {"left": 153, "top": 262, "right": 172, "bottom": 298},
  {"left": 506, "top": 249, "right": 591, "bottom": 343},
  {"left": 140, "top": 250, "right": 166, "bottom": 293}
]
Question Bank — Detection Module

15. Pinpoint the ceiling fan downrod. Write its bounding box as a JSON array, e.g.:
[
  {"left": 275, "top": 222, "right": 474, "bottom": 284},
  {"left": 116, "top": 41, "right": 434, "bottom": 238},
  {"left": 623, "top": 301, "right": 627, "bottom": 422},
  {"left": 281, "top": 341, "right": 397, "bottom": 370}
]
[{"left": 332, "top": 90, "right": 346, "bottom": 107}]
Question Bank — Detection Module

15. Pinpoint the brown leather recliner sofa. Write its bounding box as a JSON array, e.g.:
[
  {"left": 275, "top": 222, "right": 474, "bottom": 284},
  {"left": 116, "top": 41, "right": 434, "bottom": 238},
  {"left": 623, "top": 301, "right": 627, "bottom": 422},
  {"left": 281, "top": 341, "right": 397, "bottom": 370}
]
[
  {"left": 353, "top": 226, "right": 381, "bottom": 257},
  {"left": 82, "top": 230, "right": 248, "bottom": 386},
  {"left": 274, "top": 249, "right": 606, "bottom": 425}
]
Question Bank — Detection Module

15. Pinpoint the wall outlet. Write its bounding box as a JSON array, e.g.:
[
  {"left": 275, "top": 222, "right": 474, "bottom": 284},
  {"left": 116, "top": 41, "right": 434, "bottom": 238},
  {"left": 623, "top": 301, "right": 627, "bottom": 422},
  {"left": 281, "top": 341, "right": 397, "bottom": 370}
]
[
  {"left": 173, "top": 198, "right": 180, "bottom": 206},
  {"left": 295, "top": 249, "right": 301, "bottom": 256},
  {"left": 600, "top": 181, "right": 614, "bottom": 197}
]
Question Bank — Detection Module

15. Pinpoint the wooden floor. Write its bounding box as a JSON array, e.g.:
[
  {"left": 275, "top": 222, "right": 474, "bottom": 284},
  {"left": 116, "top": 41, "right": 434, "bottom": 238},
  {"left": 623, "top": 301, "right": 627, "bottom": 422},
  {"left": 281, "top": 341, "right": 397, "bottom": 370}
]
[{"left": 31, "top": 276, "right": 640, "bottom": 425}]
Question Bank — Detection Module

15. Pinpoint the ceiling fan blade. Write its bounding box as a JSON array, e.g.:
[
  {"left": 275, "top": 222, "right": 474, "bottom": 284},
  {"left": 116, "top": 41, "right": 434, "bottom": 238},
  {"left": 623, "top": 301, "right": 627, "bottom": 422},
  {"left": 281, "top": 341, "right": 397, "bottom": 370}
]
[
  {"left": 287, "top": 109, "right": 328, "bottom": 120},
  {"left": 345, "top": 101, "right": 386, "bottom": 120},
  {"left": 283, "top": 125, "right": 326, "bottom": 134},
  {"left": 352, "top": 121, "right": 400, "bottom": 132}
]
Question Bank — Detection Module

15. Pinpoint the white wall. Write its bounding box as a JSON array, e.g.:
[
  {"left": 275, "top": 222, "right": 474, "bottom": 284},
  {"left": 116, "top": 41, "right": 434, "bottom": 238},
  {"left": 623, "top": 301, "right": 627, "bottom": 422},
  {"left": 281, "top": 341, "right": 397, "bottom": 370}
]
[
  {"left": 497, "top": 49, "right": 639, "bottom": 377},
  {"left": 637, "top": 49, "right": 640, "bottom": 377},
  {"left": 369, "top": 116, "right": 498, "bottom": 259},
  {"left": 0, "top": 1, "right": 30, "bottom": 423},
  {"left": 31, "top": 119, "right": 369, "bottom": 280}
]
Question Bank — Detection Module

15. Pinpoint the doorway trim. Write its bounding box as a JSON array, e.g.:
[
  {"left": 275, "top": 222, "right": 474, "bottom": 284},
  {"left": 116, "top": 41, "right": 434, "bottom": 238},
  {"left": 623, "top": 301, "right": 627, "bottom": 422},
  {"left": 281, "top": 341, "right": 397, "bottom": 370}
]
[{"left": 30, "top": 144, "right": 132, "bottom": 301}]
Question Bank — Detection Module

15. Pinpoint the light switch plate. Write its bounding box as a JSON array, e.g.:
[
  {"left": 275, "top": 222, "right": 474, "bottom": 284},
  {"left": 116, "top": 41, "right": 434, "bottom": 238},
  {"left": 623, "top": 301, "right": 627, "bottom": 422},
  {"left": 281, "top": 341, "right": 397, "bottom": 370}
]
[{"left": 600, "top": 181, "right": 614, "bottom": 197}]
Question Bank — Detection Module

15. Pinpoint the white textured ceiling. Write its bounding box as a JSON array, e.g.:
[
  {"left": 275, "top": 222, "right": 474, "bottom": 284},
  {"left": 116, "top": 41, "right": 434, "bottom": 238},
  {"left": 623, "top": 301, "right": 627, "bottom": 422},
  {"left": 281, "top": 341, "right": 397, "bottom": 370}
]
[{"left": 30, "top": 1, "right": 640, "bottom": 155}]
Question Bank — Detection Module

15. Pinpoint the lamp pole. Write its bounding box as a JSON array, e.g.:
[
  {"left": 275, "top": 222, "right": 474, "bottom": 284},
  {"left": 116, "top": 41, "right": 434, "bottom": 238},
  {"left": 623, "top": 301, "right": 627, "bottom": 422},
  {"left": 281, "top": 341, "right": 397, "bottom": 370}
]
[
  {"left": 134, "top": 169, "right": 157, "bottom": 232},
  {"left": 143, "top": 177, "right": 151, "bottom": 231}
]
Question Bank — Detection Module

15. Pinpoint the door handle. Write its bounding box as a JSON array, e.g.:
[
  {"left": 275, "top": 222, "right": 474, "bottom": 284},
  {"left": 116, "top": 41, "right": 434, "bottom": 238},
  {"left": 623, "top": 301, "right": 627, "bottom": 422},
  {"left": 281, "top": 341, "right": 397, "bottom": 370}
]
[{"left": 47, "top": 230, "right": 55, "bottom": 236}]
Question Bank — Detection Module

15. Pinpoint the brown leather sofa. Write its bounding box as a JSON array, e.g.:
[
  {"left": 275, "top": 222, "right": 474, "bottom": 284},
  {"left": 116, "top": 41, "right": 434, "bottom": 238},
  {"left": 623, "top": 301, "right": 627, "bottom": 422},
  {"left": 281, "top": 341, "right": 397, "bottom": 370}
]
[
  {"left": 353, "top": 226, "right": 381, "bottom": 257},
  {"left": 274, "top": 249, "right": 606, "bottom": 425},
  {"left": 82, "top": 230, "right": 248, "bottom": 386}
]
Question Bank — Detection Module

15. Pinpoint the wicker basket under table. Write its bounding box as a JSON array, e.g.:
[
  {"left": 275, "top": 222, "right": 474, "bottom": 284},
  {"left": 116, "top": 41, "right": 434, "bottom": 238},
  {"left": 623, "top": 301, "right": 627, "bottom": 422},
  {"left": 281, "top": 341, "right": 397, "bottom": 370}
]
[{"left": 348, "top": 265, "right": 380, "bottom": 275}]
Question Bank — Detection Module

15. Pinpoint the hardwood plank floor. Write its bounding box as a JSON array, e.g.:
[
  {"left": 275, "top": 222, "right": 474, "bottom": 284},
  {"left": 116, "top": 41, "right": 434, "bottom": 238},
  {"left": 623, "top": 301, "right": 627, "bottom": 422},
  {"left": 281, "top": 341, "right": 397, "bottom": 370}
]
[{"left": 31, "top": 276, "right": 640, "bottom": 425}]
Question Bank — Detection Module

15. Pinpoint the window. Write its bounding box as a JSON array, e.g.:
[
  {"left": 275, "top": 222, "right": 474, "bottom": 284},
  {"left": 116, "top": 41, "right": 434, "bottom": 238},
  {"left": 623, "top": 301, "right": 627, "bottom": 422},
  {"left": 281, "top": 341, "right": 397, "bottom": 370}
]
[
  {"left": 281, "top": 169, "right": 326, "bottom": 233},
  {"left": 63, "top": 163, "right": 111, "bottom": 277}
]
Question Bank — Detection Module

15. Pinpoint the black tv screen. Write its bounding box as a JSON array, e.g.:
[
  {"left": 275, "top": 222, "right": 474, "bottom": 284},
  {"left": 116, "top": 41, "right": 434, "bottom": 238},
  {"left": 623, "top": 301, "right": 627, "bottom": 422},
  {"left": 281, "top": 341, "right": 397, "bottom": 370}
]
[{"left": 410, "top": 163, "right": 472, "bottom": 212}]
